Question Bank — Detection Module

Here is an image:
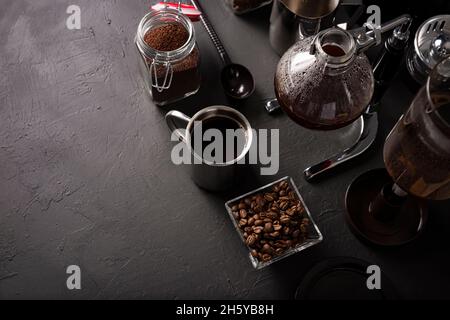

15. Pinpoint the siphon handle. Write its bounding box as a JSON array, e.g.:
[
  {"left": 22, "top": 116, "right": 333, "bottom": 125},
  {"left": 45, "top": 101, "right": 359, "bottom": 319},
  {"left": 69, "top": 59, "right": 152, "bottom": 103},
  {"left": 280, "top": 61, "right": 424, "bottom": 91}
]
[
  {"left": 303, "top": 113, "right": 378, "bottom": 181},
  {"left": 190, "top": 0, "right": 231, "bottom": 65}
]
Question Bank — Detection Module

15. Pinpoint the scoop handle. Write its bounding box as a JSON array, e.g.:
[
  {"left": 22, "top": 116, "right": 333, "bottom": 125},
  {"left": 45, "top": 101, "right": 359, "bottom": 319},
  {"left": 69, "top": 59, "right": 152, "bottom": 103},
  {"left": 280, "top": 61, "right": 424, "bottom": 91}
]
[{"left": 190, "top": 0, "right": 231, "bottom": 65}]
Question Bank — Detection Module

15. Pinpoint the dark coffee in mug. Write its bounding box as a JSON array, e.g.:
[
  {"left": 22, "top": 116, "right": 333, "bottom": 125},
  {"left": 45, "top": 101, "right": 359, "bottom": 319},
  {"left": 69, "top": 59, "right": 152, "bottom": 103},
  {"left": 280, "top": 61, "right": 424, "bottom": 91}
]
[{"left": 190, "top": 116, "right": 246, "bottom": 164}]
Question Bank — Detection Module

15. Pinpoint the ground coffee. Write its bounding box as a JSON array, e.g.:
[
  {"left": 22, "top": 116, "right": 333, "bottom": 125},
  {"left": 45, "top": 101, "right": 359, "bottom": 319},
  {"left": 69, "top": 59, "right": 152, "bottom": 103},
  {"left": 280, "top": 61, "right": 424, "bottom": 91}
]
[{"left": 144, "top": 23, "right": 189, "bottom": 52}]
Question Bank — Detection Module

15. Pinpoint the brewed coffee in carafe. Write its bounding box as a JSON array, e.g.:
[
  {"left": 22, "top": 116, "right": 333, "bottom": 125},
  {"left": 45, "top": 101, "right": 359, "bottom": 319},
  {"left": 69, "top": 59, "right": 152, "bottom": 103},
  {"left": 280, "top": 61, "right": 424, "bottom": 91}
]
[{"left": 384, "top": 91, "right": 450, "bottom": 200}]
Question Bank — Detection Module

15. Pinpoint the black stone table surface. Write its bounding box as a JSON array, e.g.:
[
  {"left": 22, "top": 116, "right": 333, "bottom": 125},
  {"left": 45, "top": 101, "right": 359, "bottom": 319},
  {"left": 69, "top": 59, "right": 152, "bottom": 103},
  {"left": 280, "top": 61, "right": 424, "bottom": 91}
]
[{"left": 0, "top": 0, "right": 449, "bottom": 299}]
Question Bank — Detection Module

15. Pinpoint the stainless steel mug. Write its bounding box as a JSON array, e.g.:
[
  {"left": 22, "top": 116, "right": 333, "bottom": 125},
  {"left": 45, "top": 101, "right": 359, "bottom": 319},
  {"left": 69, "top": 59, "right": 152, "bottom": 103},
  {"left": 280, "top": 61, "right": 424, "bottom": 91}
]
[{"left": 166, "top": 106, "right": 253, "bottom": 191}]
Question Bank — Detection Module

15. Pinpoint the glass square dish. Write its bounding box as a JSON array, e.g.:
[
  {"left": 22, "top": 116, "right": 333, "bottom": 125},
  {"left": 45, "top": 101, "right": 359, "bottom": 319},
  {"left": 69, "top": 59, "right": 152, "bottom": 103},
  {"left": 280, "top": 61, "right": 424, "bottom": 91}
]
[{"left": 225, "top": 176, "right": 323, "bottom": 269}]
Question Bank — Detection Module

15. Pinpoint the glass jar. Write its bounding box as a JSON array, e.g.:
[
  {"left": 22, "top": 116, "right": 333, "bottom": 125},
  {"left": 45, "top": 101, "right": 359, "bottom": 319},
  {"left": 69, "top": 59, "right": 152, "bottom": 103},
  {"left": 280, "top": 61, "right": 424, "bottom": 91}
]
[
  {"left": 225, "top": 0, "right": 273, "bottom": 15},
  {"left": 135, "top": 8, "right": 201, "bottom": 106},
  {"left": 275, "top": 27, "right": 374, "bottom": 130}
]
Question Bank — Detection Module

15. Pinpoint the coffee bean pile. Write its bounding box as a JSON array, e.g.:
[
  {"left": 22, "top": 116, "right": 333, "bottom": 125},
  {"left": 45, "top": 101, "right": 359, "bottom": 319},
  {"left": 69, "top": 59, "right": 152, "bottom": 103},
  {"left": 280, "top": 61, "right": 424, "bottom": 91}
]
[{"left": 230, "top": 180, "right": 310, "bottom": 263}]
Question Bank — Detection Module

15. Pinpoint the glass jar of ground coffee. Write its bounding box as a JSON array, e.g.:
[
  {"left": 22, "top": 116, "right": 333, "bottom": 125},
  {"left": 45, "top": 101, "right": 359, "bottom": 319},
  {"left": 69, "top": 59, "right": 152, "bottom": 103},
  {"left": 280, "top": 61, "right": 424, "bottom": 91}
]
[{"left": 136, "top": 8, "right": 201, "bottom": 106}]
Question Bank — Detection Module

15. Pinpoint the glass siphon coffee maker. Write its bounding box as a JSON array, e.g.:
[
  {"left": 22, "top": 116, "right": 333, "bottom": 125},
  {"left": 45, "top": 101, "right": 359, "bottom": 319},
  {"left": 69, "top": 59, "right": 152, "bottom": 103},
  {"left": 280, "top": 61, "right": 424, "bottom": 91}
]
[
  {"left": 275, "top": 15, "right": 412, "bottom": 130},
  {"left": 345, "top": 56, "right": 450, "bottom": 246}
]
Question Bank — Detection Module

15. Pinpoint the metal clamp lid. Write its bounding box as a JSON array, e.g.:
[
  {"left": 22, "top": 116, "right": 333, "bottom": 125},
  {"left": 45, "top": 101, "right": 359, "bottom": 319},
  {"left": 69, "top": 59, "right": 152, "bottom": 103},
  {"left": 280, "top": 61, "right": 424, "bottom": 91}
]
[
  {"left": 149, "top": 61, "right": 174, "bottom": 92},
  {"left": 407, "top": 15, "right": 450, "bottom": 84}
]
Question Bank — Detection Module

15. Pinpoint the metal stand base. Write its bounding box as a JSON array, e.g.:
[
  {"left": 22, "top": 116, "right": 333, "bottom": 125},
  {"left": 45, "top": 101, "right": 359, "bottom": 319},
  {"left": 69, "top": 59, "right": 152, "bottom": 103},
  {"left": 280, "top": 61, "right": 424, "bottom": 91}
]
[{"left": 345, "top": 168, "right": 428, "bottom": 246}]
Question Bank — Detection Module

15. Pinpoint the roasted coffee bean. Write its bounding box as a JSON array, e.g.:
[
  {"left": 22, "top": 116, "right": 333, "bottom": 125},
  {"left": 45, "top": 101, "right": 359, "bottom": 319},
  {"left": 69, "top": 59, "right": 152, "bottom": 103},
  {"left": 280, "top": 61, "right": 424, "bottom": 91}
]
[
  {"left": 292, "top": 229, "right": 300, "bottom": 238},
  {"left": 251, "top": 249, "right": 258, "bottom": 258},
  {"left": 254, "top": 205, "right": 262, "bottom": 213},
  {"left": 264, "top": 222, "right": 273, "bottom": 233},
  {"left": 239, "top": 219, "right": 247, "bottom": 227},
  {"left": 270, "top": 231, "right": 280, "bottom": 238},
  {"left": 231, "top": 204, "right": 239, "bottom": 211},
  {"left": 246, "top": 234, "right": 257, "bottom": 246},
  {"left": 283, "top": 227, "right": 290, "bottom": 235},
  {"left": 263, "top": 218, "right": 272, "bottom": 223},
  {"left": 286, "top": 208, "right": 296, "bottom": 216},
  {"left": 239, "top": 209, "right": 248, "bottom": 219},
  {"left": 247, "top": 217, "right": 255, "bottom": 226},
  {"left": 280, "top": 201, "right": 289, "bottom": 210},
  {"left": 262, "top": 254, "right": 272, "bottom": 262},
  {"left": 266, "top": 211, "right": 278, "bottom": 219},
  {"left": 300, "top": 224, "right": 307, "bottom": 233},
  {"left": 279, "top": 190, "right": 286, "bottom": 197},
  {"left": 256, "top": 197, "right": 266, "bottom": 208},
  {"left": 244, "top": 226, "right": 252, "bottom": 233},
  {"left": 273, "top": 224, "right": 282, "bottom": 231},
  {"left": 275, "top": 240, "right": 286, "bottom": 248},
  {"left": 264, "top": 193, "right": 274, "bottom": 202},
  {"left": 273, "top": 185, "right": 280, "bottom": 193},
  {"left": 275, "top": 248, "right": 284, "bottom": 255},
  {"left": 254, "top": 219, "right": 263, "bottom": 226},
  {"left": 280, "top": 215, "right": 290, "bottom": 224},
  {"left": 244, "top": 198, "right": 252, "bottom": 206},
  {"left": 253, "top": 226, "right": 263, "bottom": 234},
  {"left": 280, "top": 181, "right": 288, "bottom": 189},
  {"left": 238, "top": 203, "right": 246, "bottom": 210},
  {"left": 262, "top": 243, "right": 273, "bottom": 254}
]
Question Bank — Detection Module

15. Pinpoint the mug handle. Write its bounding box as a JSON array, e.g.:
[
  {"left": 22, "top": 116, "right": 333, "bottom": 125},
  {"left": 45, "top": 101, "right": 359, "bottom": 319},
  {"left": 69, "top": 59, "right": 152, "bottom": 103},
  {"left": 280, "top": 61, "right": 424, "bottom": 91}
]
[{"left": 165, "top": 110, "right": 191, "bottom": 143}]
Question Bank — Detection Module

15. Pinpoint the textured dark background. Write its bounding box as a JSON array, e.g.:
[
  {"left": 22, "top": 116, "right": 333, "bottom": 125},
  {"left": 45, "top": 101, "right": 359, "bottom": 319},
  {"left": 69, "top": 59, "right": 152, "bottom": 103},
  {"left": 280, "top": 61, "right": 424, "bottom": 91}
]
[{"left": 0, "top": 0, "right": 449, "bottom": 299}]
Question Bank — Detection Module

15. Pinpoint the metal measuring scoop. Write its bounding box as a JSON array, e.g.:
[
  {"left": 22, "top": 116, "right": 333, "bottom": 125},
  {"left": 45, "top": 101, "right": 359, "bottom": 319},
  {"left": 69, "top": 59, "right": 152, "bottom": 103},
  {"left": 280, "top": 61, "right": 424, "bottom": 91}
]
[{"left": 191, "top": 0, "right": 255, "bottom": 100}]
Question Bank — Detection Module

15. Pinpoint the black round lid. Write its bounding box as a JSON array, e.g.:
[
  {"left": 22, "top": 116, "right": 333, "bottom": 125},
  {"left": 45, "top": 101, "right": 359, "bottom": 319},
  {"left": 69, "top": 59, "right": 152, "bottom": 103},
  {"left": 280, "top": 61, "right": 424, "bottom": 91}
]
[{"left": 295, "top": 257, "right": 398, "bottom": 300}]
